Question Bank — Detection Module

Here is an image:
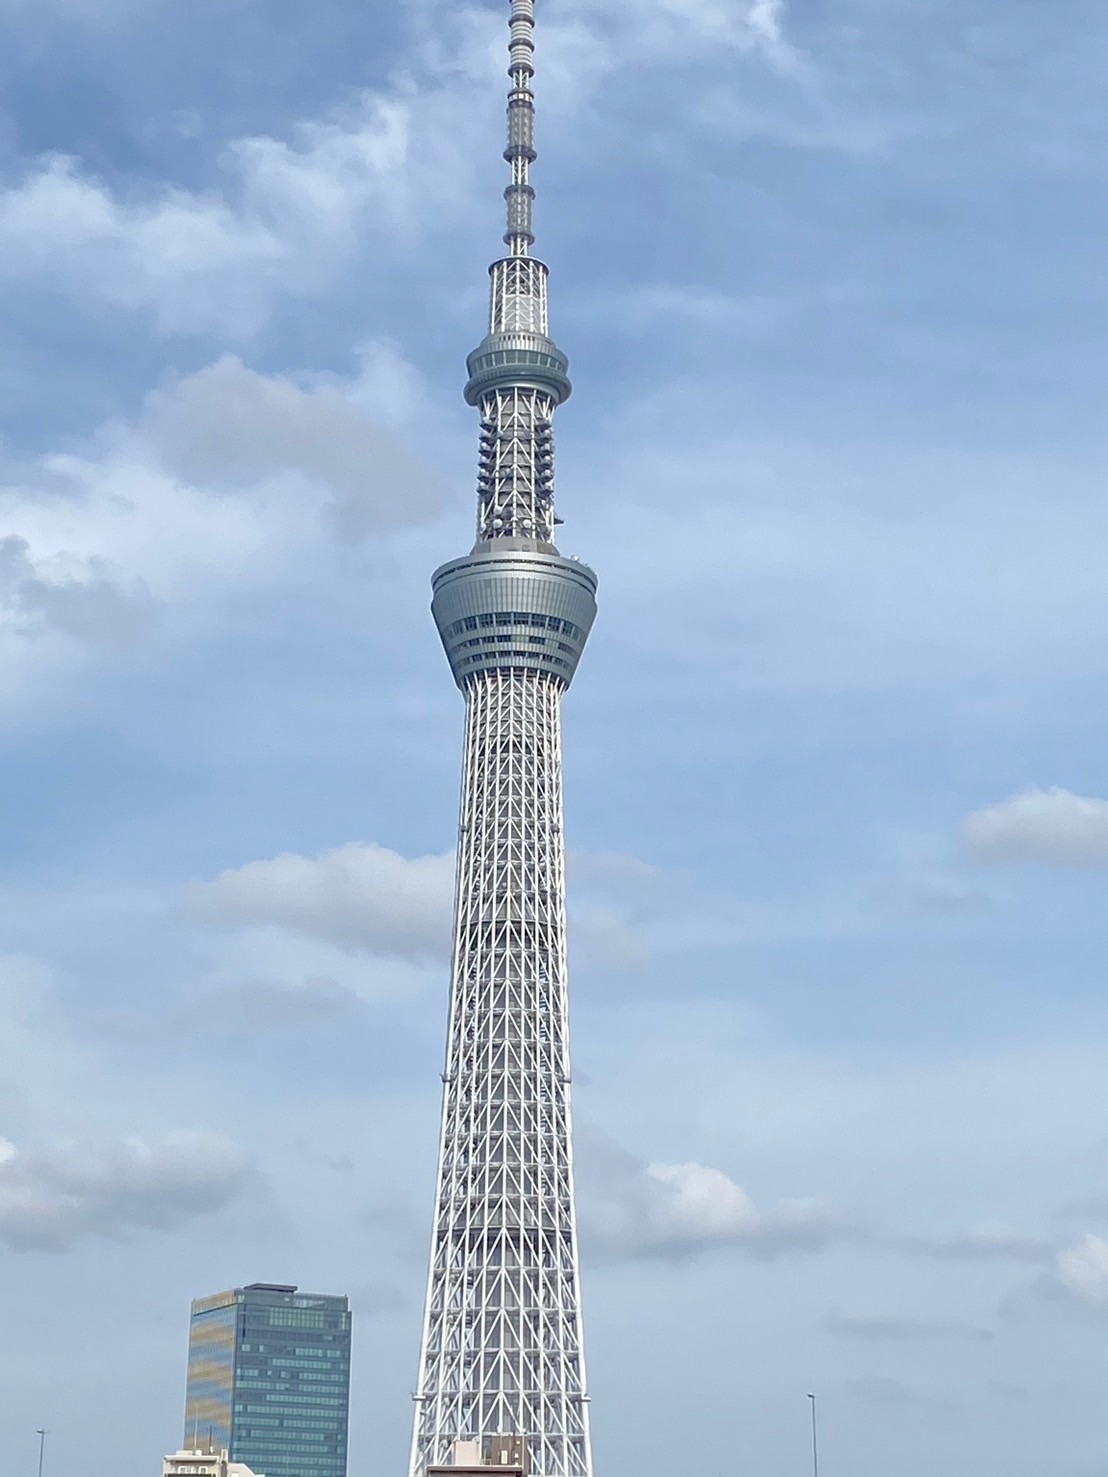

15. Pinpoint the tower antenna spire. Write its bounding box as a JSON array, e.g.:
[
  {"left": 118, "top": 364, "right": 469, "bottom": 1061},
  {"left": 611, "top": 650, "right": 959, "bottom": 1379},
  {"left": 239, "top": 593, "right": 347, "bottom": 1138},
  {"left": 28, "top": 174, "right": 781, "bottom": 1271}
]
[{"left": 504, "top": 0, "right": 538, "bottom": 257}]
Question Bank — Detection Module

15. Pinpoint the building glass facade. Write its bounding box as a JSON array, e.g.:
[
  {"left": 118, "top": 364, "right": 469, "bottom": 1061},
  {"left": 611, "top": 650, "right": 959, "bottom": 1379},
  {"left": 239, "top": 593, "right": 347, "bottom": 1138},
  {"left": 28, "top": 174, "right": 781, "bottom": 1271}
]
[{"left": 184, "top": 1284, "right": 351, "bottom": 1477}]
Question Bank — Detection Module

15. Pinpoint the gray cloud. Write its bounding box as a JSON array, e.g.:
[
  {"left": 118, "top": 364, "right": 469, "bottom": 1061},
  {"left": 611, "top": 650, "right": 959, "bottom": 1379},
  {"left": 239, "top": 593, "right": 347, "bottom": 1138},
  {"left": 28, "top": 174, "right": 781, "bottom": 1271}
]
[
  {"left": 572, "top": 908, "right": 650, "bottom": 971},
  {"left": 347, "top": 1283, "right": 410, "bottom": 1317},
  {"left": 1053, "top": 1188, "right": 1108, "bottom": 1223},
  {"left": 577, "top": 1128, "right": 839, "bottom": 1262},
  {"left": 870, "top": 875, "right": 991, "bottom": 916},
  {"left": 186, "top": 841, "right": 454, "bottom": 963},
  {"left": 0, "top": 534, "right": 155, "bottom": 640},
  {"left": 848, "top": 1376, "right": 917, "bottom": 1411},
  {"left": 142, "top": 355, "right": 445, "bottom": 541},
  {"left": 185, "top": 976, "right": 366, "bottom": 1032},
  {"left": 568, "top": 850, "right": 676, "bottom": 971},
  {"left": 991, "top": 1382, "right": 1031, "bottom": 1404},
  {"left": 911, "top": 1226, "right": 1054, "bottom": 1264},
  {"left": 0, "top": 1131, "right": 249, "bottom": 1252},
  {"left": 827, "top": 1310, "right": 992, "bottom": 1343},
  {"left": 964, "top": 788, "right": 1108, "bottom": 867}
]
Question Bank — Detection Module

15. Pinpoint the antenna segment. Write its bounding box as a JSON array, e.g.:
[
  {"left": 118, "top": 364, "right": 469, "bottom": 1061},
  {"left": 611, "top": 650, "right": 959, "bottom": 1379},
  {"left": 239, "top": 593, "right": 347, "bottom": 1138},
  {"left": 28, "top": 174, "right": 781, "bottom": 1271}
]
[{"left": 505, "top": 0, "right": 538, "bottom": 257}]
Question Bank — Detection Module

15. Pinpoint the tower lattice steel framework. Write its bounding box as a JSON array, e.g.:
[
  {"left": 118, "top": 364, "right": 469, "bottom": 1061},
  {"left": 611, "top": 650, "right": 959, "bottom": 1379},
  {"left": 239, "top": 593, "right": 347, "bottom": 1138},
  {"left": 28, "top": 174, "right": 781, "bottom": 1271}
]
[{"left": 409, "top": 4, "right": 596, "bottom": 1477}]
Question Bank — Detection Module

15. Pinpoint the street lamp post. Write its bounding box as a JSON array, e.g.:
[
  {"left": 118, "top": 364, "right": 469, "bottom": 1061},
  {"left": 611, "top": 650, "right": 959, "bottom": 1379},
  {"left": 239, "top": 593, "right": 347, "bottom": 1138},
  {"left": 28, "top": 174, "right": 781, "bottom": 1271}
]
[
  {"left": 809, "top": 1394, "right": 821, "bottom": 1477},
  {"left": 36, "top": 1429, "right": 47, "bottom": 1477}
]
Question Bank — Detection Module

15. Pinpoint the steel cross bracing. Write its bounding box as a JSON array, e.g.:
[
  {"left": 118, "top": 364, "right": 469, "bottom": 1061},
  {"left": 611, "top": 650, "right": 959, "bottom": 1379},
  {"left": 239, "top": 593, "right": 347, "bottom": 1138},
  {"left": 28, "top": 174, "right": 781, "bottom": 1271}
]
[
  {"left": 476, "top": 384, "right": 558, "bottom": 546},
  {"left": 411, "top": 2, "right": 597, "bottom": 1476},
  {"left": 410, "top": 671, "right": 591, "bottom": 1477}
]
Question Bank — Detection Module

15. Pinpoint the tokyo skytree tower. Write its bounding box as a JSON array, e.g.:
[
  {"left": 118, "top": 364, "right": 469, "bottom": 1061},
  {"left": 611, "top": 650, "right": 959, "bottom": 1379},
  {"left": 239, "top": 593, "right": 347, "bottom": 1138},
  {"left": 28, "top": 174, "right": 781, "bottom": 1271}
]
[{"left": 409, "top": 3, "right": 596, "bottom": 1477}]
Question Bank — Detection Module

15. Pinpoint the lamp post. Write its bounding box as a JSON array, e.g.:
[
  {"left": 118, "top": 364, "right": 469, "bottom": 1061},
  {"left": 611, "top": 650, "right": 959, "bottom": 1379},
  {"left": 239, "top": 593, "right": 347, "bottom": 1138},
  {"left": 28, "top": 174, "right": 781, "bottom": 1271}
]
[
  {"left": 809, "top": 1394, "right": 821, "bottom": 1477},
  {"left": 36, "top": 1430, "right": 47, "bottom": 1477}
]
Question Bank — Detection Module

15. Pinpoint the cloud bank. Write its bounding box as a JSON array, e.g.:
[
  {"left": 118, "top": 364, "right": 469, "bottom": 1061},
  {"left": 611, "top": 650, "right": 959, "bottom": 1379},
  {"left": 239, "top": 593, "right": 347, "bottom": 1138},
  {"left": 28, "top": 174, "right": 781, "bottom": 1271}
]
[
  {"left": 916, "top": 1225, "right": 1054, "bottom": 1264},
  {"left": 0, "top": 345, "right": 440, "bottom": 713},
  {"left": 187, "top": 841, "right": 455, "bottom": 962},
  {"left": 0, "top": 534, "right": 154, "bottom": 642},
  {"left": 0, "top": 96, "right": 416, "bottom": 337},
  {"left": 964, "top": 788, "right": 1108, "bottom": 867},
  {"left": 0, "top": 1131, "right": 249, "bottom": 1252},
  {"left": 143, "top": 355, "right": 445, "bottom": 541},
  {"left": 579, "top": 1133, "right": 836, "bottom": 1261},
  {"left": 827, "top": 1310, "right": 992, "bottom": 1343}
]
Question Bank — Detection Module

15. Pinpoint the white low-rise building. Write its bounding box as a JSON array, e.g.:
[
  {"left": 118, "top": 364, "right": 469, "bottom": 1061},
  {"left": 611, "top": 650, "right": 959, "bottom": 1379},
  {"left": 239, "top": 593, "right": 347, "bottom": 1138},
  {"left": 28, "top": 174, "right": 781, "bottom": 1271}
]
[{"left": 163, "top": 1448, "right": 262, "bottom": 1477}]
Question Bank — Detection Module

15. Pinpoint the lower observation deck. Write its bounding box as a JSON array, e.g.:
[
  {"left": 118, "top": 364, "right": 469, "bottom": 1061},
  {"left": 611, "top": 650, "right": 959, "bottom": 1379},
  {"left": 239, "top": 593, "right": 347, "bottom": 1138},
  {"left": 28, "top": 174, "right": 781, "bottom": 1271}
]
[{"left": 432, "top": 538, "right": 597, "bottom": 688}]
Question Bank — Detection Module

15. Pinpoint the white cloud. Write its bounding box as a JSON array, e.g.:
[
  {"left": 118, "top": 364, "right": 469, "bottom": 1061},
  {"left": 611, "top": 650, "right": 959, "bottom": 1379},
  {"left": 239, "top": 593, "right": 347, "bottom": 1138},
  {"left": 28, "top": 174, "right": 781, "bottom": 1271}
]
[
  {"left": 0, "top": 1130, "right": 249, "bottom": 1252},
  {"left": 548, "top": 0, "right": 796, "bottom": 72},
  {"left": 0, "top": 345, "right": 440, "bottom": 711},
  {"left": 0, "top": 533, "right": 154, "bottom": 641},
  {"left": 0, "top": 154, "right": 284, "bottom": 337},
  {"left": 964, "top": 788, "right": 1108, "bottom": 867},
  {"left": 0, "top": 49, "right": 495, "bottom": 340},
  {"left": 0, "top": 429, "right": 299, "bottom": 714},
  {"left": 1057, "top": 1235, "right": 1108, "bottom": 1308},
  {"left": 0, "top": 96, "right": 410, "bottom": 336},
  {"left": 749, "top": 0, "right": 787, "bottom": 47},
  {"left": 579, "top": 1132, "right": 836, "bottom": 1261},
  {"left": 0, "top": 87, "right": 420, "bottom": 337},
  {"left": 189, "top": 841, "right": 675, "bottom": 979},
  {"left": 645, "top": 1161, "right": 830, "bottom": 1253},
  {"left": 186, "top": 841, "right": 455, "bottom": 963},
  {"left": 0, "top": 0, "right": 801, "bottom": 341}
]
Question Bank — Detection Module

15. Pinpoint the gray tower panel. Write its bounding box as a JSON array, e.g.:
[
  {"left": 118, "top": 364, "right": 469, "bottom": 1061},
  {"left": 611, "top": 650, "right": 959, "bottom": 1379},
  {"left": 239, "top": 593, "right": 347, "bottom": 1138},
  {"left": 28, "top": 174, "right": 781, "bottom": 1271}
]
[{"left": 432, "top": 543, "right": 597, "bottom": 687}]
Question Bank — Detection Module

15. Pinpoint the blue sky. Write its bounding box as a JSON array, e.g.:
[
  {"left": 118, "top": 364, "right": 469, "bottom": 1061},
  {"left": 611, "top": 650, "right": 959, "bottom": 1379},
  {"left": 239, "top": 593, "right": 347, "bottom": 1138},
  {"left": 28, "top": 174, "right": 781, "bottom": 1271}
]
[{"left": 3, "top": 1, "right": 1108, "bottom": 1474}]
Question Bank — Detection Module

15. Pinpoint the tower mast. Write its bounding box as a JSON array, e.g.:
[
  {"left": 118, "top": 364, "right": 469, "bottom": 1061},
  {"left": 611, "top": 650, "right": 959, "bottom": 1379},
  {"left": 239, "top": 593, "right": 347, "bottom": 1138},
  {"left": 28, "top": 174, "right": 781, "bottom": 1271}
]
[{"left": 409, "top": 2, "right": 597, "bottom": 1476}]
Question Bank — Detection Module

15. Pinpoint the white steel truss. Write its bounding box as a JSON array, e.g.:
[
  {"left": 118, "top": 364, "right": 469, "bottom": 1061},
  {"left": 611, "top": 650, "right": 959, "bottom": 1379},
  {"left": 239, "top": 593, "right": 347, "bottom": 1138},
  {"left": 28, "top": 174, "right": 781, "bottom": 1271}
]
[
  {"left": 410, "top": 672, "right": 592, "bottom": 1477},
  {"left": 412, "top": 3, "right": 596, "bottom": 1476},
  {"left": 490, "top": 258, "right": 549, "bottom": 337},
  {"left": 477, "top": 389, "right": 558, "bottom": 545}
]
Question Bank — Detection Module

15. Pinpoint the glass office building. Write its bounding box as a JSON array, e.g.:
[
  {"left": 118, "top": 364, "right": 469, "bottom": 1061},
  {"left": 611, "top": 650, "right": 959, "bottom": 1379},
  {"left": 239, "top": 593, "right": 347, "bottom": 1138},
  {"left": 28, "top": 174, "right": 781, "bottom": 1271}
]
[{"left": 184, "top": 1283, "right": 352, "bottom": 1477}]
